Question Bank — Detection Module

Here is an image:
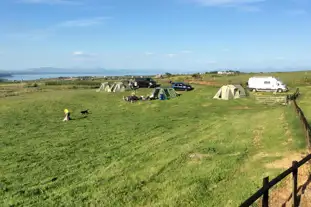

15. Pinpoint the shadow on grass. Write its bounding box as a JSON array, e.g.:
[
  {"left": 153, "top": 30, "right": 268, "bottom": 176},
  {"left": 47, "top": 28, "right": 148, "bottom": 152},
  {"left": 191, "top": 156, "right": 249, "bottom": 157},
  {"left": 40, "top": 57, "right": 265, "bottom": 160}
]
[{"left": 71, "top": 116, "right": 88, "bottom": 120}]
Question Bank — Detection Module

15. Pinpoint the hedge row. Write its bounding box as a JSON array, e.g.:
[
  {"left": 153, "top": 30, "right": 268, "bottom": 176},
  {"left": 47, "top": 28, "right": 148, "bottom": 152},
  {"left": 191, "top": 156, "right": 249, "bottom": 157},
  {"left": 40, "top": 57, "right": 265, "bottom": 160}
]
[{"left": 45, "top": 80, "right": 101, "bottom": 86}]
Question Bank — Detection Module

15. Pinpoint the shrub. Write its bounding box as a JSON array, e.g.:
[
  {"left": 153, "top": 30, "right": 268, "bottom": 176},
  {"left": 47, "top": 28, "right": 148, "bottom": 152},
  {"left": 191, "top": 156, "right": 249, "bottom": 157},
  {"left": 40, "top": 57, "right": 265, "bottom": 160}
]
[
  {"left": 191, "top": 73, "right": 202, "bottom": 80},
  {"left": 25, "top": 82, "right": 39, "bottom": 88},
  {"left": 45, "top": 80, "right": 101, "bottom": 87},
  {"left": 45, "top": 81, "right": 62, "bottom": 86},
  {"left": 165, "top": 72, "right": 172, "bottom": 77}
]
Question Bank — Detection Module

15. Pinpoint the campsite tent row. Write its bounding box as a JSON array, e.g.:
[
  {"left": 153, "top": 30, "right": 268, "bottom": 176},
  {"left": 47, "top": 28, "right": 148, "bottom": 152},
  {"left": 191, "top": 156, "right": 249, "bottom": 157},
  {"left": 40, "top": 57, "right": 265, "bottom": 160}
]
[
  {"left": 97, "top": 81, "right": 245, "bottom": 101},
  {"left": 97, "top": 82, "right": 245, "bottom": 100},
  {"left": 96, "top": 82, "right": 129, "bottom": 93},
  {"left": 97, "top": 82, "right": 178, "bottom": 100}
]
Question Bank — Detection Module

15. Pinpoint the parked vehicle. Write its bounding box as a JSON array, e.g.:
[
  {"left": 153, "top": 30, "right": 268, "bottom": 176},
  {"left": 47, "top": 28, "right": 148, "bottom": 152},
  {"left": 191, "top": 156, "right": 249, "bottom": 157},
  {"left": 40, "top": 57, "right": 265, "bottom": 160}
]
[
  {"left": 247, "top": 76, "right": 288, "bottom": 92},
  {"left": 171, "top": 82, "right": 193, "bottom": 91},
  {"left": 132, "top": 77, "right": 159, "bottom": 88}
]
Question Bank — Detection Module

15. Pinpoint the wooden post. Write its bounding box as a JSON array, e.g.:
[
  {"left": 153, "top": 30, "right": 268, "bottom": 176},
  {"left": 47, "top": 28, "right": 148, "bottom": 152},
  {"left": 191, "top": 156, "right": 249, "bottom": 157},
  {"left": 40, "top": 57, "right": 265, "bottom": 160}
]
[
  {"left": 307, "top": 129, "right": 311, "bottom": 150},
  {"left": 262, "top": 176, "right": 269, "bottom": 207},
  {"left": 292, "top": 161, "right": 298, "bottom": 207},
  {"left": 294, "top": 103, "right": 298, "bottom": 114}
]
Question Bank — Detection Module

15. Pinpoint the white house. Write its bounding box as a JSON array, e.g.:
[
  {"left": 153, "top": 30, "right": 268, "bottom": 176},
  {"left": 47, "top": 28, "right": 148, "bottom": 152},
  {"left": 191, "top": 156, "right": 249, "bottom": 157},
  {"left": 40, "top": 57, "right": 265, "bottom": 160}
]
[{"left": 217, "top": 71, "right": 235, "bottom": 75}]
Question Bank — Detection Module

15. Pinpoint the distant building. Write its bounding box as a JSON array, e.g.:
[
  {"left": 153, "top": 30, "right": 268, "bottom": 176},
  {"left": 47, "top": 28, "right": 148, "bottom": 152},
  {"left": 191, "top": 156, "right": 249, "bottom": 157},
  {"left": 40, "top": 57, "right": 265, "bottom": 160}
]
[{"left": 217, "top": 71, "right": 235, "bottom": 75}]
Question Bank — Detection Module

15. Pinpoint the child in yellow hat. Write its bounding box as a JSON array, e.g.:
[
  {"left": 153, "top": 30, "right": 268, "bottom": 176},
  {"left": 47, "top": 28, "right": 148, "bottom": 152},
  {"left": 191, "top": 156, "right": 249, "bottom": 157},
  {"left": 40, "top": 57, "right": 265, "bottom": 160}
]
[{"left": 63, "top": 109, "right": 71, "bottom": 121}]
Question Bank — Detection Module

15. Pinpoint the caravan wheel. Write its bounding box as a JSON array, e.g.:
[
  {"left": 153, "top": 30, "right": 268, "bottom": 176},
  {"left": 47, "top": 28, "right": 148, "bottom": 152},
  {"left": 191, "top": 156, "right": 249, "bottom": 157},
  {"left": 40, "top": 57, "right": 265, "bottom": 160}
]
[
  {"left": 277, "top": 88, "right": 283, "bottom": 93},
  {"left": 252, "top": 89, "right": 257, "bottom": 92}
]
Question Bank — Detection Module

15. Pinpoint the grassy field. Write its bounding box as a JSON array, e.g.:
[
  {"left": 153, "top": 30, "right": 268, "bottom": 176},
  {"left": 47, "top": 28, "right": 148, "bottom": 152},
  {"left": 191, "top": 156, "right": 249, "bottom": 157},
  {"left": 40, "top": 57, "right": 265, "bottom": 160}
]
[{"left": 0, "top": 73, "right": 309, "bottom": 206}]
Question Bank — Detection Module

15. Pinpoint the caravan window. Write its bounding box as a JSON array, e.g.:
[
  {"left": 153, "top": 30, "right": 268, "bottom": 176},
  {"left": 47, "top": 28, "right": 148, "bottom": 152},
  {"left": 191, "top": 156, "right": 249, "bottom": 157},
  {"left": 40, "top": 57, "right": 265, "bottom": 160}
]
[{"left": 264, "top": 81, "right": 270, "bottom": 84}]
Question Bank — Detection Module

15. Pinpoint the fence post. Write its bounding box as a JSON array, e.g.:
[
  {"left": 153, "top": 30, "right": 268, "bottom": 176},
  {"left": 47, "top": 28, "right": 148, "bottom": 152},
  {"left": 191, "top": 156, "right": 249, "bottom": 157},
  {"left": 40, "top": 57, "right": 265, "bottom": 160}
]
[
  {"left": 295, "top": 102, "right": 299, "bottom": 114},
  {"left": 307, "top": 129, "right": 311, "bottom": 150},
  {"left": 262, "top": 176, "right": 269, "bottom": 207},
  {"left": 292, "top": 161, "right": 298, "bottom": 207}
]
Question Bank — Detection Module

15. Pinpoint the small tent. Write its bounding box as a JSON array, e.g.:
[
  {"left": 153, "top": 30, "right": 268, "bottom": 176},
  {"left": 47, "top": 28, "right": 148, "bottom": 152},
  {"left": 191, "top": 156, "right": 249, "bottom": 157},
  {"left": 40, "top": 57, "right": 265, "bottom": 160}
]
[
  {"left": 151, "top": 87, "right": 178, "bottom": 100},
  {"left": 111, "top": 82, "right": 127, "bottom": 92},
  {"left": 97, "top": 82, "right": 128, "bottom": 93},
  {"left": 213, "top": 84, "right": 246, "bottom": 100},
  {"left": 96, "top": 82, "right": 111, "bottom": 92}
]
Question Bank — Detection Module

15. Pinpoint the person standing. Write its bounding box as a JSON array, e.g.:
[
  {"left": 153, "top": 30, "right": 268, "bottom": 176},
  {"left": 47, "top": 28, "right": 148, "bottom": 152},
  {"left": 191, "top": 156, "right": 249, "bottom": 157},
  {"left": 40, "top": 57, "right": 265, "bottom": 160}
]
[{"left": 63, "top": 109, "right": 71, "bottom": 121}]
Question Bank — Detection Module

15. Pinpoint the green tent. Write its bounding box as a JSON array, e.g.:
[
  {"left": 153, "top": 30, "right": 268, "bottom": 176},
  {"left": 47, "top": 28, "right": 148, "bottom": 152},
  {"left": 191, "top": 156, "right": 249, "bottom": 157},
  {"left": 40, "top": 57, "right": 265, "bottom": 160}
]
[{"left": 151, "top": 87, "right": 178, "bottom": 99}]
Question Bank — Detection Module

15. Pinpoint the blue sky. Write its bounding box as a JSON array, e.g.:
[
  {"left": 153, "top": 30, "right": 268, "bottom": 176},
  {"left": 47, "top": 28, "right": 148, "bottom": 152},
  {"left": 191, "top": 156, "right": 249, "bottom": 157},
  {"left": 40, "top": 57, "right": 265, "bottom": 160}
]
[{"left": 0, "top": 0, "right": 310, "bottom": 72}]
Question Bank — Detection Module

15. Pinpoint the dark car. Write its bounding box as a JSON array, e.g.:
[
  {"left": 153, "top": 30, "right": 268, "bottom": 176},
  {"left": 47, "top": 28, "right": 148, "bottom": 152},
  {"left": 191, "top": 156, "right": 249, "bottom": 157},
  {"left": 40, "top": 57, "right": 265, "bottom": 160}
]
[
  {"left": 133, "top": 77, "right": 159, "bottom": 88},
  {"left": 172, "top": 82, "right": 193, "bottom": 91}
]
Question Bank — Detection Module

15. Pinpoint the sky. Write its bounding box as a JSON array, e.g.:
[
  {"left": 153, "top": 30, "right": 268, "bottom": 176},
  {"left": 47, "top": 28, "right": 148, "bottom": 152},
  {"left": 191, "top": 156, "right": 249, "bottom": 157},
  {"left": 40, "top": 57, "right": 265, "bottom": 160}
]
[{"left": 0, "top": 0, "right": 310, "bottom": 72}]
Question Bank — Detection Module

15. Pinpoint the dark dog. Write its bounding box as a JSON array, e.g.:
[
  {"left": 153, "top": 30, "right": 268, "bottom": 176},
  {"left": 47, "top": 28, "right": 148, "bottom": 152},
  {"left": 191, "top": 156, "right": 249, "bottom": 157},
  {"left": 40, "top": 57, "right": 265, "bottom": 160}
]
[{"left": 80, "top": 109, "right": 89, "bottom": 115}]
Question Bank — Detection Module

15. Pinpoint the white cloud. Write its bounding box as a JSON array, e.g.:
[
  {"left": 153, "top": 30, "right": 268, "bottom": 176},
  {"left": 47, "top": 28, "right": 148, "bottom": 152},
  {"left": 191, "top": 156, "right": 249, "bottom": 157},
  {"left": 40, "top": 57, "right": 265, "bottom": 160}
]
[
  {"left": 72, "top": 51, "right": 84, "bottom": 56},
  {"left": 72, "top": 51, "right": 97, "bottom": 62},
  {"left": 72, "top": 51, "right": 97, "bottom": 58},
  {"left": 190, "top": 0, "right": 265, "bottom": 7},
  {"left": 167, "top": 53, "right": 177, "bottom": 58},
  {"left": 187, "top": 0, "right": 265, "bottom": 11},
  {"left": 17, "top": 0, "right": 82, "bottom": 5},
  {"left": 56, "top": 17, "right": 111, "bottom": 27},
  {"left": 145, "top": 52, "right": 154, "bottom": 56}
]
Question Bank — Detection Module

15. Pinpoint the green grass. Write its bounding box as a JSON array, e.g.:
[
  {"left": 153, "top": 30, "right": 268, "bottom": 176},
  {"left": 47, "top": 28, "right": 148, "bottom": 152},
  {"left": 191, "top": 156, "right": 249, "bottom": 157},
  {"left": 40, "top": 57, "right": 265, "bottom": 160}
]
[{"left": 0, "top": 81, "right": 308, "bottom": 206}]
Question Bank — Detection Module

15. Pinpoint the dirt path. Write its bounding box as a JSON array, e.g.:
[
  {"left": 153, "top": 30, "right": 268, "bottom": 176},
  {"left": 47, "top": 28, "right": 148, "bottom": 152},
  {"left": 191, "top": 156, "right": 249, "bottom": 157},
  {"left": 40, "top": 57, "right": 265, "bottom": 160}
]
[
  {"left": 253, "top": 126, "right": 264, "bottom": 148},
  {"left": 269, "top": 158, "right": 311, "bottom": 207},
  {"left": 256, "top": 152, "right": 311, "bottom": 206},
  {"left": 278, "top": 112, "right": 293, "bottom": 146}
]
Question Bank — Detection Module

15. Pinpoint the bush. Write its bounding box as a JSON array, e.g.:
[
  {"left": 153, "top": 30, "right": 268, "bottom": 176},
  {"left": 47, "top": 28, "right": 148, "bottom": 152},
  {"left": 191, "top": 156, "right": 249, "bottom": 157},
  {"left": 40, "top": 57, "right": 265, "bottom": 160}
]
[
  {"left": 73, "top": 81, "right": 101, "bottom": 86},
  {"left": 45, "top": 80, "right": 101, "bottom": 87},
  {"left": 165, "top": 72, "right": 172, "bottom": 77},
  {"left": 45, "top": 81, "right": 62, "bottom": 86},
  {"left": 211, "top": 74, "right": 221, "bottom": 78},
  {"left": 25, "top": 82, "right": 39, "bottom": 88},
  {"left": 191, "top": 73, "right": 202, "bottom": 79}
]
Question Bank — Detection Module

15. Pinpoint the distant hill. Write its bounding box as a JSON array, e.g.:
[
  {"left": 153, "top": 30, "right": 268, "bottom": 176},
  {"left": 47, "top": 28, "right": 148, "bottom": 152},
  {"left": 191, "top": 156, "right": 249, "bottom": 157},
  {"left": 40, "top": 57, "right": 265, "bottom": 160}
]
[
  {"left": 0, "top": 72, "right": 12, "bottom": 78},
  {"left": 2, "top": 67, "right": 161, "bottom": 76}
]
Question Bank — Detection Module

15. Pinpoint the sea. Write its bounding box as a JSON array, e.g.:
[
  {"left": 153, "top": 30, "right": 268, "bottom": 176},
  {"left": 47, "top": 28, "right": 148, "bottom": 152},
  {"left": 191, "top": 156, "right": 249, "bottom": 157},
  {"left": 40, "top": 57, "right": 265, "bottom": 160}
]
[{"left": 3, "top": 73, "right": 110, "bottom": 81}]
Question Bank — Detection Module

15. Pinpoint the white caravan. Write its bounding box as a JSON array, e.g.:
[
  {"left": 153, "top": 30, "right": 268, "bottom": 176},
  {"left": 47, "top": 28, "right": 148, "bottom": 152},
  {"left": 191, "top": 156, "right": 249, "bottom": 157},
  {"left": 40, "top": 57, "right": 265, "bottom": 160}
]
[{"left": 247, "top": 76, "right": 288, "bottom": 92}]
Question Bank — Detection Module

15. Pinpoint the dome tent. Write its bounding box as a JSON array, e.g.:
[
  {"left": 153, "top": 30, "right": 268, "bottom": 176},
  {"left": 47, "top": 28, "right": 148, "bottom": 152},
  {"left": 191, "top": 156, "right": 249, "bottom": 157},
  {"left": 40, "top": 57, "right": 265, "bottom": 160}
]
[
  {"left": 151, "top": 87, "right": 178, "bottom": 100},
  {"left": 213, "top": 84, "right": 246, "bottom": 100},
  {"left": 96, "top": 82, "right": 129, "bottom": 93},
  {"left": 96, "top": 82, "right": 110, "bottom": 92}
]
